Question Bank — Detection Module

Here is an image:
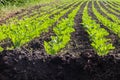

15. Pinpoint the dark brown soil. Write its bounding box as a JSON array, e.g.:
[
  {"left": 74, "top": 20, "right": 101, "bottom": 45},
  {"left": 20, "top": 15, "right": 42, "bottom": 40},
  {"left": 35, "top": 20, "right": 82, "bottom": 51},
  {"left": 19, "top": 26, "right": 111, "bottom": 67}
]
[{"left": 0, "top": 1, "right": 120, "bottom": 80}]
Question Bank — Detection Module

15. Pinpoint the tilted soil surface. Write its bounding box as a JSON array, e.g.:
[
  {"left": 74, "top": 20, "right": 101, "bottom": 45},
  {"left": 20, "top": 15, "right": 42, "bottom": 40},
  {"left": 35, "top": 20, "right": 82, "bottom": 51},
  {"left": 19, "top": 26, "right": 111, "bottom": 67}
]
[{"left": 0, "top": 1, "right": 120, "bottom": 80}]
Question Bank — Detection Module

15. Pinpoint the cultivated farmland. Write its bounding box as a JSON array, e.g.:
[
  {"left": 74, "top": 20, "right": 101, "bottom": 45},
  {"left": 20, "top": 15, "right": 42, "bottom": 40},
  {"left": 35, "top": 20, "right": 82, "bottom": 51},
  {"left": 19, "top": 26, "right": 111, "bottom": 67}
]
[{"left": 0, "top": 0, "right": 120, "bottom": 80}]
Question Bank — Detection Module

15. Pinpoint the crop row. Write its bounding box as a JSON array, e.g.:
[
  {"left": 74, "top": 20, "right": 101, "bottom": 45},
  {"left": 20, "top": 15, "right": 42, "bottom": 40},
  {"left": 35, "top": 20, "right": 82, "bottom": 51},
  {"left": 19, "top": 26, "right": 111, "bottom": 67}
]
[
  {"left": 106, "top": 1, "right": 120, "bottom": 13},
  {"left": 0, "top": 0, "right": 80, "bottom": 51},
  {"left": 43, "top": 0, "right": 120, "bottom": 55},
  {"left": 82, "top": 1, "right": 114, "bottom": 56},
  {"left": 100, "top": 1, "right": 120, "bottom": 16},
  {"left": 0, "top": 0, "right": 120, "bottom": 56},
  {"left": 107, "top": 1, "right": 120, "bottom": 8},
  {"left": 92, "top": 1, "right": 120, "bottom": 39},
  {"left": 44, "top": 1, "right": 82, "bottom": 54},
  {"left": 96, "top": 1, "right": 120, "bottom": 24},
  {"left": 112, "top": 1, "right": 120, "bottom": 6},
  {"left": 5, "top": 1, "right": 74, "bottom": 25}
]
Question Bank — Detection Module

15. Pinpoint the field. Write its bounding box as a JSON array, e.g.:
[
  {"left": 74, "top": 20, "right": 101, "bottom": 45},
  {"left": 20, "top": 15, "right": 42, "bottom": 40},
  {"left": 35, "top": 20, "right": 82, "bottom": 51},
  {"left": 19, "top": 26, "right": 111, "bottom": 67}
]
[{"left": 0, "top": 0, "right": 120, "bottom": 80}]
